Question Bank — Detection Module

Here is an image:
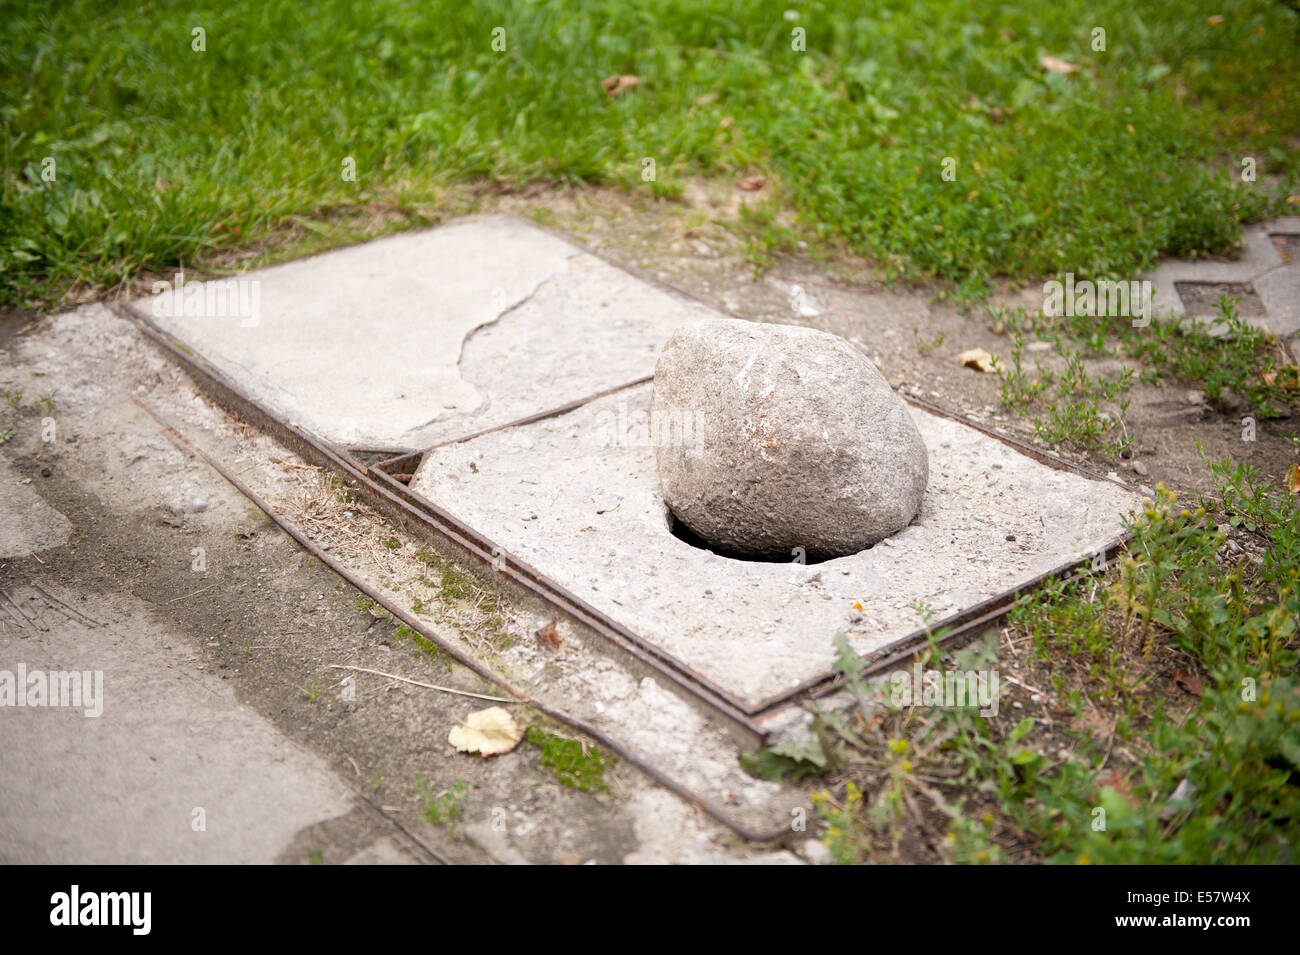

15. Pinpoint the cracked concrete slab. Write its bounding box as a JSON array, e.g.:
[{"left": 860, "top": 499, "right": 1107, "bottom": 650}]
[
  {"left": 133, "top": 215, "right": 719, "bottom": 448},
  {"left": 412, "top": 383, "right": 1140, "bottom": 707}
]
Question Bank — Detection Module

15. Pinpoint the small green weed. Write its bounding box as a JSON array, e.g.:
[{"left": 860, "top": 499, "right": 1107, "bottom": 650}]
[
  {"left": 299, "top": 675, "right": 322, "bottom": 703},
  {"left": 415, "top": 777, "right": 469, "bottom": 837}
]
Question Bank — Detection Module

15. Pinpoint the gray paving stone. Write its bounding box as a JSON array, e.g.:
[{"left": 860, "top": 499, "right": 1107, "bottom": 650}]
[
  {"left": 0, "top": 592, "right": 354, "bottom": 863},
  {"left": 133, "top": 215, "right": 717, "bottom": 448},
  {"left": 1144, "top": 220, "right": 1300, "bottom": 338},
  {"left": 1255, "top": 265, "right": 1300, "bottom": 337},
  {"left": 411, "top": 384, "right": 1139, "bottom": 707}
]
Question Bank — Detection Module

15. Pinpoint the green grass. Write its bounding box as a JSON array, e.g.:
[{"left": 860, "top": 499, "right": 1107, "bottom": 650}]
[
  {"left": 3, "top": 0, "right": 1298, "bottom": 306},
  {"left": 764, "top": 458, "right": 1300, "bottom": 863}
]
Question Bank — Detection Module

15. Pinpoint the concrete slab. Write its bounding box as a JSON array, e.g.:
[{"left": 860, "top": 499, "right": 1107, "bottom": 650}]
[
  {"left": 133, "top": 215, "right": 718, "bottom": 448},
  {"left": 411, "top": 385, "right": 1140, "bottom": 708},
  {"left": 1144, "top": 220, "right": 1300, "bottom": 335},
  {"left": 1254, "top": 265, "right": 1300, "bottom": 337},
  {"left": 0, "top": 589, "right": 355, "bottom": 864}
]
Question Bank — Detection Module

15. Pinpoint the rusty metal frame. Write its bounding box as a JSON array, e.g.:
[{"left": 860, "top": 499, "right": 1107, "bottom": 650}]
[
  {"left": 368, "top": 462, "right": 767, "bottom": 716},
  {"left": 109, "top": 303, "right": 770, "bottom": 734},
  {"left": 127, "top": 392, "right": 789, "bottom": 844},
  {"left": 110, "top": 289, "right": 1138, "bottom": 723},
  {"left": 105, "top": 221, "right": 1140, "bottom": 841},
  {"left": 381, "top": 384, "right": 1137, "bottom": 719}
]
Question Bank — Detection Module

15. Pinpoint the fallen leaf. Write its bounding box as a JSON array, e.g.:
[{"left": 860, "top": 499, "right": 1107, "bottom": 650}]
[
  {"left": 1287, "top": 463, "right": 1300, "bottom": 496},
  {"left": 536, "top": 618, "right": 563, "bottom": 651},
  {"left": 448, "top": 706, "right": 524, "bottom": 756},
  {"left": 957, "top": 348, "right": 1001, "bottom": 373},
  {"left": 1207, "top": 14, "right": 1225, "bottom": 26},
  {"left": 1040, "top": 55, "right": 1079, "bottom": 75},
  {"left": 737, "top": 176, "right": 767, "bottom": 191},
  {"left": 600, "top": 74, "right": 640, "bottom": 98},
  {"left": 1174, "top": 669, "right": 1203, "bottom": 696}
]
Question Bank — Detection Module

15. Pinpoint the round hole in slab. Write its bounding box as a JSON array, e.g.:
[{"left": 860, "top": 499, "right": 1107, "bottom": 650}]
[{"left": 666, "top": 510, "right": 843, "bottom": 565}]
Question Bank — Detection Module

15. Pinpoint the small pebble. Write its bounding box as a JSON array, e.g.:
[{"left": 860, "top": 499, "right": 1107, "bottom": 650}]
[
  {"left": 40, "top": 467, "right": 51, "bottom": 478},
  {"left": 803, "top": 839, "right": 832, "bottom": 865}
]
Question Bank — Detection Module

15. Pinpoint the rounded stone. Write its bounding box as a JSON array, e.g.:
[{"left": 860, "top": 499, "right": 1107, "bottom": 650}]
[{"left": 651, "top": 318, "right": 928, "bottom": 559}]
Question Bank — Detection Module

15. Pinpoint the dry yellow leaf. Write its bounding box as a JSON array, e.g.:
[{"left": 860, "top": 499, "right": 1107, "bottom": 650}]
[
  {"left": 1287, "top": 464, "right": 1300, "bottom": 496},
  {"left": 1040, "top": 56, "right": 1079, "bottom": 74},
  {"left": 957, "top": 348, "right": 1000, "bottom": 373},
  {"left": 448, "top": 706, "right": 524, "bottom": 756},
  {"left": 600, "top": 74, "right": 640, "bottom": 98}
]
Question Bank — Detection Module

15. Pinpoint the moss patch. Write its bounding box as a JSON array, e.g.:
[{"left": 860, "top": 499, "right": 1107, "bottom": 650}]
[{"left": 527, "top": 727, "right": 610, "bottom": 793}]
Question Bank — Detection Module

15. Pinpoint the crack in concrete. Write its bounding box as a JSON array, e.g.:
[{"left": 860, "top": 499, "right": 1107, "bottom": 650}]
[
  {"left": 455, "top": 264, "right": 569, "bottom": 368},
  {"left": 409, "top": 253, "right": 583, "bottom": 434}
]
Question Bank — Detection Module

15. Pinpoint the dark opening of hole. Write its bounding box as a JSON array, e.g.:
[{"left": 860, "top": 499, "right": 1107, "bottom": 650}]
[{"left": 667, "top": 511, "right": 842, "bottom": 565}]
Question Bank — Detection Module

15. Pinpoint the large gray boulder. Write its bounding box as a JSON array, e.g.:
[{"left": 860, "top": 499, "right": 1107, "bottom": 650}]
[{"left": 652, "top": 318, "right": 928, "bottom": 559}]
